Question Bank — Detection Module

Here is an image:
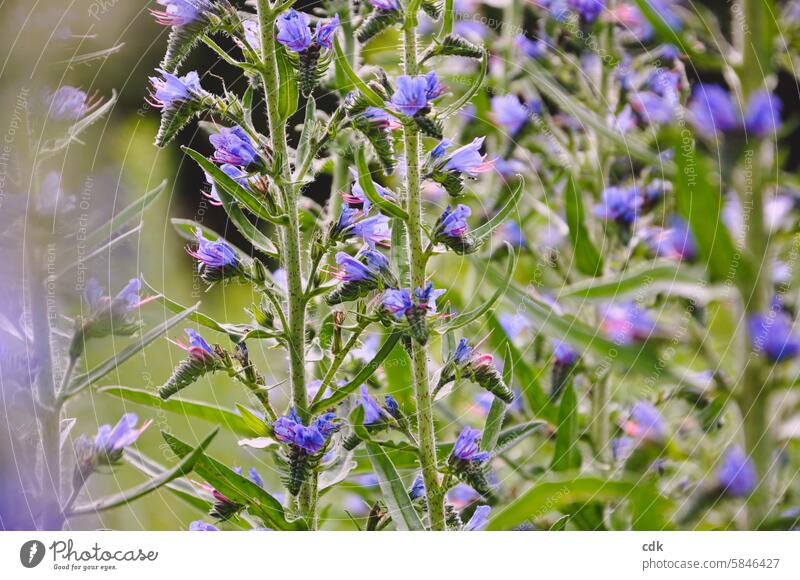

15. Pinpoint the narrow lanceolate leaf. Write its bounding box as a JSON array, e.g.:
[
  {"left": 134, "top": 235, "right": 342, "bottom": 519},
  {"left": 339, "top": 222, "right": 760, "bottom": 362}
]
[
  {"left": 365, "top": 443, "right": 425, "bottom": 531},
  {"left": 486, "top": 476, "right": 637, "bottom": 530},
  {"left": 564, "top": 175, "right": 603, "bottom": 277},
  {"left": 443, "top": 245, "right": 516, "bottom": 331},
  {"left": 481, "top": 344, "right": 514, "bottom": 451},
  {"left": 276, "top": 44, "right": 299, "bottom": 122},
  {"left": 67, "top": 429, "right": 218, "bottom": 517},
  {"left": 550, "top": 382, "right": 581, "bottom": 472},
  {"left": 333, "top": 37, "right": 384, "bottom": 107},
  {"left": 354, "top": 145, "right": 409, "bottom": 220},
  {"left": 124, "top": 449, "right": 212, "bottom": 513},
  {"left": 212, "top": 185, "right": 279, "bottom": 257},
  {"left": 312, "top": 333, "right": 403, "bottom": 412},
  {"left": 493, "top": 420, "right": 547, "bottom": 456},
  {"left": 163, "top": 431, "right": 304, "bottom": 530},
  {"left": 100, "top": 386, "right": 258, "bottom": 437},
  {"left": 84, "top": 179, "right": 167, "bottom": 248},
  {"left": 63, "top": 303, "right": 200, "bottom": 399},
  {"left": 469, "top": 179, "right": 523, "bottom": 243}
]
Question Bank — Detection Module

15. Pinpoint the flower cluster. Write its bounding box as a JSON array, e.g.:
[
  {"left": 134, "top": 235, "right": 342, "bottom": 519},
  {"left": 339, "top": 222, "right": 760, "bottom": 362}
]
[
  {"left": 159, "top": 329, "right": 226, "bottom": 399},
  {"left": 437, "top": 338, "right": 515, "bottom": 404},
  {"left": 379, "top": 283, "right": 446, "bottom": 345}
]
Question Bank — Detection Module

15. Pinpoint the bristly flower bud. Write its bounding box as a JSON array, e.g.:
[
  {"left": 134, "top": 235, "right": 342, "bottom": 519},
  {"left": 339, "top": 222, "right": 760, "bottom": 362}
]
[
  {"left": 357, "top": 2, "right": 402, "bottom": 45},
  {"left": 148, "top": 69, "right": 210, "bottom": 147},
  {"left": 344, "top": 386, "right": 391, "bottom": 450},
  {"left": 159, "top": 329, "right": 225, "bottom": 399},
  {"left": 378, "top": 283, "right": 445, "bottom": 345},
  {"left": 186, "top": 228, "right": 244, "bottom": 284},
  {"left": 276, "top": 10, "right": 339, "bottom": 96},
  {"left": 425, "top": 137, "right": 495, "bottom": 197},
  {"left": 151, "top": 0, "right": 223, "bottom": 73},
  {"left": 448, "top": 426, "right": 495, "bottom": 500},
  {"left": 437, "top": 338, "right": 514, "bottom": 404},
  {"left": 326, "top": 249, "right": 397, "bottom": 305},
  {"left": 550, "top": 340, "right": 578, "bottom": 401},
  {"left": 73, "top": 414, "right": 151, "bottom": 489},
  {"left": 432, "top": 204, "right": 479, "bottom": 255},
  {"left": 421, "top": 33, "right": 483, "bottom": 62},
  {"left": 346, "top": 92, "right": 398, "bottom": 175}
]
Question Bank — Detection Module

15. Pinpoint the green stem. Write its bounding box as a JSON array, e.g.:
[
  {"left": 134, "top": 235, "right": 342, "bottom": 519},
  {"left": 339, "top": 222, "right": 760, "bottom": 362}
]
[
  {"left": 402, "top": 22, "right": 445, "bottom": 531},
  {"left": 257, "top": 0, "right": 311, "bottom": 518},
  {"left": 312, "top": 319, "right": 369, "bottom": 406}
]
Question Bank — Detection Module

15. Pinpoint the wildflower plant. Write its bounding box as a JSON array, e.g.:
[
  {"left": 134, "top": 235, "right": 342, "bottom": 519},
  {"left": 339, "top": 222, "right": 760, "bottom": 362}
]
[{"left": 6, "top": 0, "right": 800, "bottom": 534}]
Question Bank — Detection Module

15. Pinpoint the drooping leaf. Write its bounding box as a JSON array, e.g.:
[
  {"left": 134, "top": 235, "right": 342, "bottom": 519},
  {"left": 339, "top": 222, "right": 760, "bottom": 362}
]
[
  {"left": 84, "top": 179, "right": 167, "bottom": 248},
  {"left": 365, "top": 443, "right": 425, "bottom": 531},
  {"left": 550, "top": 382, "right": 581, "bottom": 472},
  {"left": 564, "top": 175, "right": 603, "bottom": 277},
  {"left": 124, "top": 448, "right": 212, "bottom": 513}
]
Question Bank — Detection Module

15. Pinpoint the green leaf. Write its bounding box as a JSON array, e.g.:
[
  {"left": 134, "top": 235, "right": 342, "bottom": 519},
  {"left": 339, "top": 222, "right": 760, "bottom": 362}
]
[
  {"left": 564, "top": 175, "right": 603, "bottom": 276},
  {"left": 276, "top": 45, "right": 299, "bottom": 122},
  {"left": 124, "top": 448, "right": 212, "bottom": 513},
  {"left": 207, "top": 188, "right": 279, "bottom": 258},
  {"left": 85, "top": 179, "right": 167, "bottom": 248},
  {"left": 312, "top": 333, "right": 403, "bottom": 412},
  {"left": 296, "top": 97, "right": 317, "bottom": 173},
  {"left": 439, "top": 51, "right": 487, "bottom": 119},
  {"left": 493, "top": 420, "right": 547, "bottom": 456},
  {"left": 333, "top": 37, "right": 384, "bottom": 107},
  {"left": 486, "top": 475, "right": 637, "bottom": 530},
  {"left": 63, "top": 303, "right": 200, "bottom": 399},
  {"left": 444, "top": 245, "right": 516, "bottom": 331},
  {"left": 550, "top": 382, "right": 581, "bottom": 472},
  {"left": 100, "top": 386, "right": 258, "bottom": 437},
  {"left": 354, "top": 145, "right": 409, "bottom": 220},
  {"left": 235, "top": 403, "right": 271, "bottom": 436},
  {"left": 365, "top": 443, "right": 425, "bottom": 531},
  {"left": 163, "top": 431, "right": 304, "bottom": 530},
  {"left": 481, "top": 343, "right": 513, "bottom": 451},
  {"left": 469, "top": 179, "right": 524, "bottom": 243},
  {"left": 67, "top": 429, "right": 218, "bottom": 517},
  {"left": 183, "top": 147, "right": 286, "bottom": 228}
]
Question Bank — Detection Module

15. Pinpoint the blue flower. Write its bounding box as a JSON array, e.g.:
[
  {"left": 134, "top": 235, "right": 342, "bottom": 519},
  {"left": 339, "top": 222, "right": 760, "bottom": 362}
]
[
  {"left": 314, "top": 14, "right": 339, "bottom": 49},
  {"left": 553, "top": 340, "right": 578, "bottom": 366},
  {"left": 716, "top": 446, "right": 757, "bottom": 498},
  {"left": 442, "top": 137, "right": 495, "bottom": 175},
  {"left": 186, "top": 228, "right": 239, "bottom": 270},
  {"left": 629, "top": 91, "right": 675, "bottom": 126},
  {"left": 415, "top": 282, "right": 446, "bottom": 314},
  {"left": 93, "top": 413, "right": 150, "bottom": 462},
  {"left": 189, "top": 520, "right": 219, "bottom": 531},
  {"left": 360, "top": 106, "right": 400, "bottom": 129},
  {"left": 516, "top": 34, "right": 547, "bottom": 58},
  {"left": 151, "top": 0, "right": 208, "bottom": 27},
  {"left": 381, "top": 288, "right": 413, "bottom": 319},
  {"left": 384, "top": 395, "right": 401, "bottom": 418},
  {"left": 498, "top": 312, "right": 533, "bottom": 339},
  {"left": 453, "top": 337, "right": 474, "bottom": 364},
  {"left": 594, "top": 185, "right": 642, "bottom": 225},
  {"left": 350, "top": 214, "right": 391, "bottom": 248},
  {"left": 642, "top": 216, "right": 697, "bottom": 261},
  {"left": 431, "top": 138, "right": 453, "bottom": 159},
  {"left": 344, "top": 169, "right": 395, "bottom": 212},
  {"left": 273, "top": 409, "right": 301, "bottom": 443},
  {"left": 688, "top": 84, "right": 739, "bottom": 137},
  {"left": 622, "top": 401, "right": 668, "bottom": 443},
  {"left": 424, "top": 72, "right": 446, "bottom": 99},
  {"left": 333, "top": 206, "right": 360, "bottom": 237},
  {"left": 273, "top": 409, "right": 336, "bottom": 455},
  {"left": 567, "top": 0, "right": 606, "bottom": 22},
  {"left": 599, "top": 302, "right": 656, "bottom": 344},
  {"left": 749, "top": 307, "right": 800, "bottom": 362},
  {"left": 438, "top": 204, "right": 471, "bottom": 238},
  {"left": 209, "top": 126, "right": 258, "bottom": 166},
  {"left": 409, "top": 473, "right": 425, "bottom": 500},
  {"left": 314, "top": 412, "right": 339, "bottom": 437},
  {"left": 276, "top": 10, "right": 313, "bottom": 52},
  {"left": 334, "top": 252, "right": 374, "bottom": 282},
  {"left": 369, "top": 0, "right": 399, "bottom": 9},
  {"left": 359, "top": 385, "right": 386, "bottom": 424},
  {"left": 464, "top": 505, "right": 491, "bottom": 530},
  {"left": 47, "top": 86, "right": 89, "bottom": 121},
  {"left": 391, "top": 75, "right": 432, "bottom": 116},
  {"left": 204, "top": 163, "right": 250, "bottom": 205},
  {"left": 452, "top": 426, "right": 490, "bottom": 462},
  {"left": 148, "top": 69, "right": 201, "bottom": 110},
  {"left": 492, "top": 95, "right": 530, "bottom": 135},
  {"left": 744, "top": 90, "right": 782, "bottom": 138},
  {"left": 177, "top": 328, "right": 215, "bottom": 361},
  {"left": 294, "top": 425, "right": 326, "bottom": 454}
]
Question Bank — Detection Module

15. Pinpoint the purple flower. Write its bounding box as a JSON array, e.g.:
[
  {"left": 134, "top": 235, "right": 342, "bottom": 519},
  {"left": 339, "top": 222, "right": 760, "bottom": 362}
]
[
  {"left": 440, "top": 204, "right": 471, "bottom": 236},
  {"left": 454, "top": 337, "right": 474, "bottom": 364},
  {"left": 642, "top": 216, "right": 697, "bottom": 261},
  {"left": 594, "top": 185, "right": 642, "bottom": 225},
  {"left": 492, "top": 95, "right": 530, "bottom": 135},
  {"left": 622, "top": 401, "right": 668, "bottom": 443},
  {"left": 148, "top": 69, "right": 201, "bottom": 110},
  {"left": 384, "top": 395, "right": 401, "bottom": 419},
  {"left": 273, "top": 409, "right": 336, "bottom": 455},
  {"left": 47, "top": 86, "right": 88, "bottom": 121},
  {"left": 294, "top": 425, "right": 326, "bottom": 454},
  {"left": 629, "top": 91, "right": 675, "bottom": 126},
  {"left": 333, "top": 252, "right": 375, "bottom": 282},
  {"left": 189, "top": 520, "right": 220, "bottom": 531},
  {"left": 415, "top": 282, "right": 446, "bottom": 314},
  {"left": 391, "top": 75, "right": 431, "bottom": 116},
  {"left": 151, "top": 0, "right": 208, "bottom": 27},
  {"left": 553, "top": 340, "right": 578, "bottom": 366},
  {"left": 209, "top": 126, "right": 258, "bottom": 166},
  {"left": 516, "top": 34, "right": 547, "bottom": 58},
  {"left": 350, "top": 214, "right": 391, "bottom": 248},
  {"left": 273, "top": 409, "right": 301, "bottom": 443},
  {"left": 381, "top": 288, "right": 413, "bottom": 319},
  {"left": 424, "top": 72, "right": 446, "bottom": 100},
  {"left": 333, "top": 206, "right": 360, "bottom": 237},
  {"left": 744, "top": 90, "right": 782, "bottom": 138},
  {"left": 173, "top": 328, "right": 216, "bottom": 362},
  {"left": 369, "top": 0, "right": 399, "bottom": 9},
  {"left": 442, "top": 137, "right": 495, "bottom": 175},
  {"left": 314, "top": 14, "right": 339, "bottom": 49},
  {"left": 93, "top": 413, "right": 150, "bottom": 463},
  {"left": 463, "top": 505, "right": 491, "bottom": 530},
  {"left": 716, "top": 446, "right": 757, "bottom": 498},
  {"left": 409, "top": 473, "right": 425, "bottom": 500},
  {"left": 276, "top": 10, "right": 313, "bottom": 52},
  {"left": 688, "top": 84, "right": 740, "bottom": 137},
  {"left": 359, "top": 385, "right": 386, "bottom": 424},
  {"left": 447, "top": 483, "right": 480, "bottom": 509},
  {"left": 204, "top": 163, "right": 250, "bottom": 205},
  {"left": 452, "top": 426, "right": 490, "bottom": 462},
  {"left": 186, "top": 228, "right": 239, "bottom": 270},
  {"left": 567, "top": 0, "right": 606, "bottom": 22},
  {"left": 748, "top": 308, "right": 800, "bottom": 362},
  {"left": 314, "top": 412, "right": 339, "bottom": 437},
  {"left": 498, "top": 312, "right": 533, "bottom": 339},
  {"left": 344, "top": 169, "right": 395, "bottom": 212},
  {"left": 599, "top": 302, "right": 656, "bottom": 344},
  {"left": 360, "top": 107, "right": 400, "bottom": 130}
]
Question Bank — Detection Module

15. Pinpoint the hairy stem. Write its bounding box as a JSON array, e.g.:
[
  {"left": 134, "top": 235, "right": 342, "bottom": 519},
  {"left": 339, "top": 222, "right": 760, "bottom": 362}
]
[
  {"left": 257, "top": 0, "right": 312, "bottom": 518},
  {"left": 402, "top": 20, "right": 445, "bottom": 531}
]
